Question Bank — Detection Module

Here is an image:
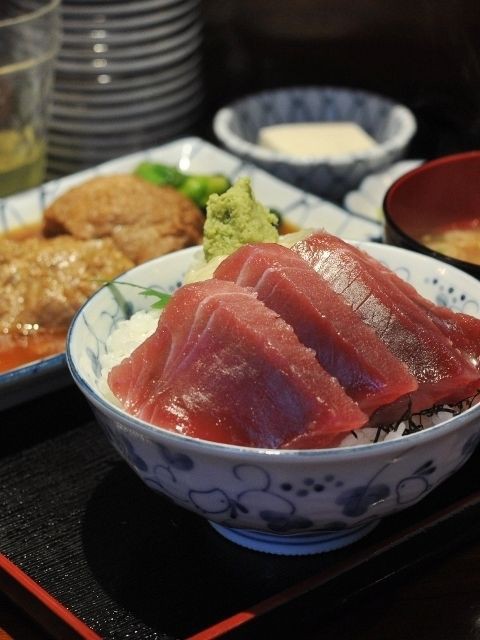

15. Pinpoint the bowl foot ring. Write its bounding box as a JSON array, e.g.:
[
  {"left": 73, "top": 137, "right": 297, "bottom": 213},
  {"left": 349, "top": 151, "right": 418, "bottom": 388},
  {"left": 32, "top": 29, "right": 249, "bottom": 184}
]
[{"left": 209, "top": 519, "right": 379, "bottom": 555}]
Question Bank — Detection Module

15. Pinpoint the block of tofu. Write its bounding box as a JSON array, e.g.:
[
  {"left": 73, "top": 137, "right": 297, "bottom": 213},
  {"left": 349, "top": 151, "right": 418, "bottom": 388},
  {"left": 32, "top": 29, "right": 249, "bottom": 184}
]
[{"left": 258, "top": 122, "right": 377, "bottom": 157}]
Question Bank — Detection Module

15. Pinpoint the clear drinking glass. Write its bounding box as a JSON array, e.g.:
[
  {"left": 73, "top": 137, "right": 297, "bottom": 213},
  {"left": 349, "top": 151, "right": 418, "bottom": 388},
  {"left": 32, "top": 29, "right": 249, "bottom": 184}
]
[{"left": 0, "top": 0, "right": 60, "bottom": 196}]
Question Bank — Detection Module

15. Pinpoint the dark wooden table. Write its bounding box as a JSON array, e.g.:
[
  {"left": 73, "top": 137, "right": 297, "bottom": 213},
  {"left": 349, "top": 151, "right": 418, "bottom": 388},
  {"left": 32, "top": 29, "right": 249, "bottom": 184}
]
[{"left": 0, "top": 593, "right": 49, "bottom": 639}]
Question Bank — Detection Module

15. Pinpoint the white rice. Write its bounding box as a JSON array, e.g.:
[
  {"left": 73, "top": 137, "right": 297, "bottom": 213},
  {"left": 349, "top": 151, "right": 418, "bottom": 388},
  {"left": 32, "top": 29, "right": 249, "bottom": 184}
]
[{"left": 99, "top": 309, "right": 161, "bottom": 404}]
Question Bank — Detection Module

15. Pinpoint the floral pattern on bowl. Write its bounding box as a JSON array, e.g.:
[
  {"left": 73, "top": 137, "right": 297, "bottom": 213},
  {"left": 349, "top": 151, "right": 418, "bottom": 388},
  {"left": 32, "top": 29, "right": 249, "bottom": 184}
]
[{"left": 67, "top": 243, "right": 480, "bottom": 555}]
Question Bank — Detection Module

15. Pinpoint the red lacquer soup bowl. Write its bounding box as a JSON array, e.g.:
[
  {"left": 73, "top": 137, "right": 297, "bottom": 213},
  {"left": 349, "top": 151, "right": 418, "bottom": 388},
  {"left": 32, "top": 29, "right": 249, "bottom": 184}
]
[{"left": 383, "top": 150, "right": 480, "bottom": 278}]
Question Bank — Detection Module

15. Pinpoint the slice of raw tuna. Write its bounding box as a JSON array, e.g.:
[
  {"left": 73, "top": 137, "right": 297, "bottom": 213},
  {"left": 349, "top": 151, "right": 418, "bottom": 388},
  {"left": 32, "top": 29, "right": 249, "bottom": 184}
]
[
  {"left": 108, "top": 278, "right": 367, "bottom": 449},
  {"left": 214, "top": 243, "right": 417, "bottom": 419},
  {"left": 359, "top": 249, "right": 480, "bottom": 371},
  {"left": 293, "top": 231, "right": 480, "bottom": 411}
]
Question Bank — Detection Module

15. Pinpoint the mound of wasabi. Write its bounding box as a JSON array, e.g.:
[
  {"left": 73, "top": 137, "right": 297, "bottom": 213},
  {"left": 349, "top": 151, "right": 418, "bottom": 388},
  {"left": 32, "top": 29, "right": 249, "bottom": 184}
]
[{"left": 203, "top": 177, "right": 279, "bottom": 262}]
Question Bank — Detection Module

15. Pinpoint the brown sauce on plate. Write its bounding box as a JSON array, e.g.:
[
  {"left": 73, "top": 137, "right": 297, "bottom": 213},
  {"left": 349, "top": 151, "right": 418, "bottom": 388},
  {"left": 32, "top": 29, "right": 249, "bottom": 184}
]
[
  {"left": 0, "top": 332, "right": 65, "bottom": 373},
  {"left": 0, "top": 221, "right": 65, "bottom": 372}
]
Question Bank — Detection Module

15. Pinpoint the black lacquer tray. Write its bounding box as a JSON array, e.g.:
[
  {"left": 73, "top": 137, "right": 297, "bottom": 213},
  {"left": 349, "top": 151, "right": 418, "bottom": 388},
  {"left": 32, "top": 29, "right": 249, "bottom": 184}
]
[{"left": 3, "top": 386, "right": 480, "bottom": 640}]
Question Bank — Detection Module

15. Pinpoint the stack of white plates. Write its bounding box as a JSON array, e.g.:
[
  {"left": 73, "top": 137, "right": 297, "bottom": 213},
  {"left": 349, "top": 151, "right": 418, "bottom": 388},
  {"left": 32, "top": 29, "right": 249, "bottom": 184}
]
[{"left": 47, "top": 0, "right": 204, "bottom": 176}]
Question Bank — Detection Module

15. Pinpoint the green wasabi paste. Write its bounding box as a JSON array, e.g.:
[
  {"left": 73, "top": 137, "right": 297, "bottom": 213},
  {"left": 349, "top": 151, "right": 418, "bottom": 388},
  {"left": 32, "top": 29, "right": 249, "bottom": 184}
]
[{"left": 203, "top": 177, "right": 279, "bottom": 261}]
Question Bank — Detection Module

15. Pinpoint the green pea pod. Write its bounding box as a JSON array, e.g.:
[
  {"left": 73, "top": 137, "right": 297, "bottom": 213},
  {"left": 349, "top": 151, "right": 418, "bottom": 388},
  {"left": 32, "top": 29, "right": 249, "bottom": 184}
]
[
  {"left": 135, "top": 162, "right": 184, "bottom": 188},
  {"left": 134, "top": 161, "right": 231, "bottom": 207},
  {"left": 180, "top": 175, "right": 231, "bottom": 208}
]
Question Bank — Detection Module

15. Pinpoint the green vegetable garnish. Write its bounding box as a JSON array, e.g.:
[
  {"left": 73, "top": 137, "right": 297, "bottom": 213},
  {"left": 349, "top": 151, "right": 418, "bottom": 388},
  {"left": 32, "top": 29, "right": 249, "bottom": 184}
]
[
  {"left": 96, "top": 279, "right": 172, "bottom": 312},
  {"left": 135, "top": 163, "right": 184, "bottom": 188},
  {"left": 134, "top": 161, "right": 231, "bottom": 208},
  {"left": 137, "top": 287, "right": 172, "bottom": 310}
]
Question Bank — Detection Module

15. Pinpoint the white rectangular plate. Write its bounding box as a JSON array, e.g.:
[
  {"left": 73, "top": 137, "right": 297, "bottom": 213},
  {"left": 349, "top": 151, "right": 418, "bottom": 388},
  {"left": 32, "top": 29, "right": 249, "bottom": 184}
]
[{"left": 0, "top": 136, "right": 382, "bottom": 410}]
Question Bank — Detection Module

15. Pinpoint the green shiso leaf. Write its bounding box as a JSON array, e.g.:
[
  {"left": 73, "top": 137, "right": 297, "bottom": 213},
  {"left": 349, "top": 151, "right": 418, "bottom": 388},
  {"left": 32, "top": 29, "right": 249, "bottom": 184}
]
[
  {"left": 94, "top": 279, "right": 172, "bottom": 311},
  {"left": 138, "top": 288, "right": 172, "bottom": 309}
]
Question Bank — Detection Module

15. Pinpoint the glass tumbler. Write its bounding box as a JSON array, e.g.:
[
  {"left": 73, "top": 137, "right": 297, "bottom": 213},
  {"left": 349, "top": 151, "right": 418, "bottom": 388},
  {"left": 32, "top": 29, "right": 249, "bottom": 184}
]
[{"left": 0, "top": 0, "right": 60, "bottom": 196}]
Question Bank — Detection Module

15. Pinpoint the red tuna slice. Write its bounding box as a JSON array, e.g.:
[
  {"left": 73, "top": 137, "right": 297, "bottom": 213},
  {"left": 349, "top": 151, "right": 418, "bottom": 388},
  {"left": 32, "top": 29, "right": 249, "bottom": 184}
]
[
  {"left": 293, "top": 231, "right": 480, "bottom": 411},
  {"left": 214, "top": 243, "right": 417, "bottom": 418},
  {"left": 107, "top": 281, "right": 238, "bottom": 414},
  {"left": 108, "top": 278, "right": 367, "bottom": 449},
  {"left": 358, "top": 250, "right": 480, "bottom": 371}
]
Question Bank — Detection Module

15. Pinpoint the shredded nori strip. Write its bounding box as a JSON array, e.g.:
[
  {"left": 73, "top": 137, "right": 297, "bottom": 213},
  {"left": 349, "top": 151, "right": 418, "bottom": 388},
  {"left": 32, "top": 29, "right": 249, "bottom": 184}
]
[{"left": 350, "top": 390, "right": 480, "bottom": 444}]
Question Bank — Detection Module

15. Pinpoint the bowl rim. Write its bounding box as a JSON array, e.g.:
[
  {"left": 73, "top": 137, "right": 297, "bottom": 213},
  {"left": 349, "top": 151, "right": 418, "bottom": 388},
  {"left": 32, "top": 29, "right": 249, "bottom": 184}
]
[
  {"left": 383, "top": 150, "right": 480, "bottom": 274},
  {"left": 213, "top": 85, "right": 417, "bottom": 166},
  {"left": 66, "top": 241, "right": 480, "bottom": 460}
]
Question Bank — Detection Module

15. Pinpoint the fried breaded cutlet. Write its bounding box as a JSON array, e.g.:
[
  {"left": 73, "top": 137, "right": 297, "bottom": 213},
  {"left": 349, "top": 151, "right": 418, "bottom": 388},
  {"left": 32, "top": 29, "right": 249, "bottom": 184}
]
[
  {"left": 43, "top": 174, "right": 204, "bottom": 263},
  {"left": 0, "top": 235, "right": 133, "bottom": 335}
]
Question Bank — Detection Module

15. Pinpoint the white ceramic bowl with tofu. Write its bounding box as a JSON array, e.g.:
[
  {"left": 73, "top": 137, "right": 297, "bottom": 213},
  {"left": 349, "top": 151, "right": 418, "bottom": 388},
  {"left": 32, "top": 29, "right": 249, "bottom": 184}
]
[
  {"left": 67, "top": 242, "right": 480, "bottom": 556},
  {"left": 213, "top": 86, "right": 417, "bottom": 200}
]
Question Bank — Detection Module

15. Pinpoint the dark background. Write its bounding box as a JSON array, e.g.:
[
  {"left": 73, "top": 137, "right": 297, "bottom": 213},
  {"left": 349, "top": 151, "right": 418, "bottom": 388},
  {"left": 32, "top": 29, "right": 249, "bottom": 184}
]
[{"left": 201, "top": 0, "right": 480, "bottom": 160}]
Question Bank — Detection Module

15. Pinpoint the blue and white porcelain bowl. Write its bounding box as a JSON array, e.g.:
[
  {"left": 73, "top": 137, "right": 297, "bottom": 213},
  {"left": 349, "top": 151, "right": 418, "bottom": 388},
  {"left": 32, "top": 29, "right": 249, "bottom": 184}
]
[
  {"left": 213, "top": 86, "right": 417, "bottom": 201},
  {"left": 67, "top": 242, "right": 480, "bottom": 556}
]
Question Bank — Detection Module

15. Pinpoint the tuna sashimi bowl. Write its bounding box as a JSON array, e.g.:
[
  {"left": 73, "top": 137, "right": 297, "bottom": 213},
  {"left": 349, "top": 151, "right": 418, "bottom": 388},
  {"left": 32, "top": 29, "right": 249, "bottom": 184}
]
[{"left": 67, "top": 237, "right": 480, "bottom": 555}]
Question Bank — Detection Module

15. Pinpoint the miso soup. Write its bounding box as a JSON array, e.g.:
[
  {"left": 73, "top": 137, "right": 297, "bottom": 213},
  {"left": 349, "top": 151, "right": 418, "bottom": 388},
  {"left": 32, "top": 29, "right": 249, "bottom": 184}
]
[{"left": 421, "top": 225, "right": 480, "bottom": 265}]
